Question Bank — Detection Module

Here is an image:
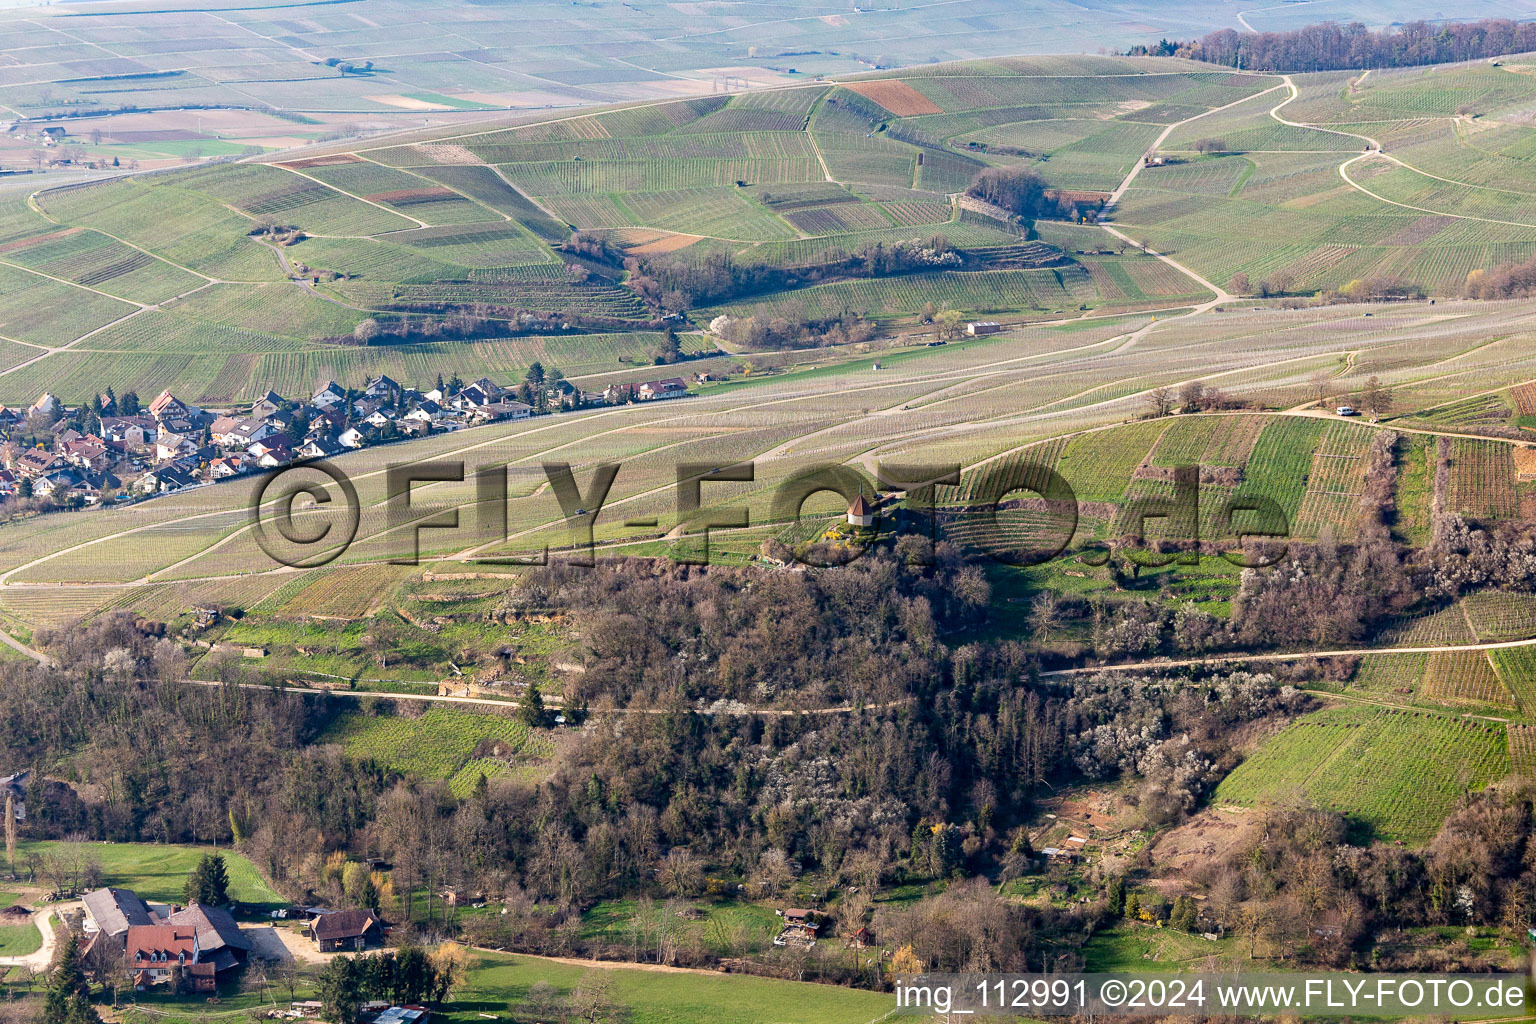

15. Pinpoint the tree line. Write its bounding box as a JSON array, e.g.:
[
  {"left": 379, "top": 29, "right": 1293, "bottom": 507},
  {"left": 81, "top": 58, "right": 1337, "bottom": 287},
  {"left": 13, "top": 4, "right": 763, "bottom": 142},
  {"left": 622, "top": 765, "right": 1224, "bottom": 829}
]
[{"left": 1128, "top": 18, "right": 1536, "bottom": 72}]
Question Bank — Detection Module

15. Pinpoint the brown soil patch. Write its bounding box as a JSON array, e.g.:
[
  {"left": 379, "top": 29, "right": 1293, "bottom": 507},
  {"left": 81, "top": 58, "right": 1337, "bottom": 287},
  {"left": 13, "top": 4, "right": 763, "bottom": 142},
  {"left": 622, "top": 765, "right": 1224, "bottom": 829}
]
[
  {"left": 628, "top": 232, "right": 705, "bottom": 255},
  {"left": 0, "top": 227, "right": 81, "bottom": 254},
  {"left": 278, "top": 154, "right": 361, "bottom": 169},
  {"left": 1149, "top": 806, "right": 1262, "bottom": 879},
  {"left": 845, "top": 80, "right": 943, "bottom": 116},
  {"left": 1513, "top": 445, "right": 1536, "bottom": 481}
]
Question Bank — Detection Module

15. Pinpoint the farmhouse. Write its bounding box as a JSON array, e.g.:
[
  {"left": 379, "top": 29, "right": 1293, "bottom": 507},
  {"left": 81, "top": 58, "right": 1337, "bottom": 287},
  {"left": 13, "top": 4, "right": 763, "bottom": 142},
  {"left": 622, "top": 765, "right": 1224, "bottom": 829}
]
[
  {"left": 308, "top": 908, "right": 383, "bottom": 951},
  {"left": 125, "top": 924, "right": 216, "bottom": 991},
  {"left": 965, "top": 321, "right": 1002, "bottom": 336},
  {"left": 82, "top": 887, "right": 157, "bottom": 950},
  {"left": 166, "top": 903, "right": 252, "bottom": 974}
]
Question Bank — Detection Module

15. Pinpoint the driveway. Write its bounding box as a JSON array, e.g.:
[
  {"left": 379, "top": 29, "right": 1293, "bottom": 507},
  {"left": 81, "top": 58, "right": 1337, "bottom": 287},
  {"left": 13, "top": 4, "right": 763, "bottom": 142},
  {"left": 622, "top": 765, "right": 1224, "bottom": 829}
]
[{"left": 0, "top": 906, "right": 61, "bottom": 972}]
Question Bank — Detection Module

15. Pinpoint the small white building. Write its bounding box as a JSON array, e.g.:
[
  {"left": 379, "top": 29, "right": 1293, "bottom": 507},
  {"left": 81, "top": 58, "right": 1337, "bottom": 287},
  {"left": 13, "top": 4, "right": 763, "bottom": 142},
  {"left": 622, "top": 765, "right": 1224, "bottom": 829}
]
[
  {"left": 847, "top": 493, "right": 874, "bottom": 527},
  {"left": 965, "top": 321, "right": 1002, "bottom": 336}
]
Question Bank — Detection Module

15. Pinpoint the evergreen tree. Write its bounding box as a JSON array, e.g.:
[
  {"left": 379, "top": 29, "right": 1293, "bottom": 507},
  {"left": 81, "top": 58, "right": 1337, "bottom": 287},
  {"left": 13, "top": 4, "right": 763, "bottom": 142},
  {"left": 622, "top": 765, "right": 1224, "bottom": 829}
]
[
  {"left": 41, "top": 935, "right": 99, "bottom": 1024},
  {"left": 1105, "top": 876, "right": 1126, "bottom": 916},
  {"left": 519, "top": 684, "right": 547, "bottom": 728},
  {"left": 184, "top": 852, "right": 230, "bottom": 906},
  {"left": 319, "top": 955, "right": 364, "bottom": 1024}
]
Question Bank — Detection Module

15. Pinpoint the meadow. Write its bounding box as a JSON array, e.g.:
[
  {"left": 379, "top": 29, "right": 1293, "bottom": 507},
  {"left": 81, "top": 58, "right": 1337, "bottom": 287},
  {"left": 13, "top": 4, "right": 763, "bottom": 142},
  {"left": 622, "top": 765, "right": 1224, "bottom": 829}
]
[
  {"left": 440, "top": 951, "right": 891, "bottom": 1024},
  {"left": 13, "top": 840, "right": 283, "bottom": 907}
]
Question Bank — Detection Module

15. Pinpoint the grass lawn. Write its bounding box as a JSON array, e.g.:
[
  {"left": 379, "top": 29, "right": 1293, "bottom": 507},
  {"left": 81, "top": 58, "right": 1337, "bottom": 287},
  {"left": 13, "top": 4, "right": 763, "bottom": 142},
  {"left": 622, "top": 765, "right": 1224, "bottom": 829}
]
[
  {"left": 441, "top": 952, "right": 891, "bottom": 1024},
  {"left": 1082, "top": 925, "right": 1249, "bottom": 971},
  {"left": 15, "top": 841, "right": 283, "bottom": 909},
  {"left": 0, "top": 920, "right": 40, "bottom": 957},
  {"left": 581, "top": 898, "right": 783, "bottom": 955},
  {"left": 0, "top": 891, "right": 18, "bottom": 910}
]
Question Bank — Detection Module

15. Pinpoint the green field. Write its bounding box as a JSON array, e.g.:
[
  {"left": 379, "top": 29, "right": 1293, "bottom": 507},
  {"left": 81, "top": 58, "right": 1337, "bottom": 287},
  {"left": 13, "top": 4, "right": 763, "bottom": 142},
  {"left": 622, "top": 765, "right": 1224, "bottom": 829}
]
[
  {"left": 14, "top": 840, "right": 283, "bottom": 907},
  {"left": 0, "top": 919, "right": 40, "bottom": 957},
  {"left": 441, "top": 951, "right": 891, "bottom": 1024},
  {"left": 1214, "top": 705, "right": 1511, "bottom": 844}
]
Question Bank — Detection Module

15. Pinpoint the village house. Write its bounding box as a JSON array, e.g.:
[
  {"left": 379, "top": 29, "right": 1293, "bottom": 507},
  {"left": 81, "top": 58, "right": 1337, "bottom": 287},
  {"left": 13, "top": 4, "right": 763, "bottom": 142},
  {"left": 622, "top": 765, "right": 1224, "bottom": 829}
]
[
  {"left": 208, "top": 455, "right": 248, "bottom": 480},
  {"left": 251, "top": 390, "right": 286, "bottom": 419},
  {"left": 364, "top": 375, "right": 402, "bottom": 401},
  {"left": 297, "top": 435, "right": 344, "bottom": 460},
  {"left": 138, "top": 463, "right": 198, "bottom": 494},
  {"left": 208, "top": 415, "right": 243, "bottom": 444},
  {"left": 156, "top": 433, "right": 197, "bottom": 462},
  {"left": 101, "top": 416, "right": 157, "bottom": 448},
  {"left": 636, "top": 378, "right": 689, "bottom": 401},
  {"left": 470, "top": 401, "right": 532, "bottom": 424},
  {"left": 148, "top": 390, "right": 198, "bottom": 423},
  {"left": 28, "top": 393, "right": 60, "bottom": 418},
  {"left": 13, "top": 449, "right": 64, "bottom": 478},
  {"left": 310, "top": 382, "right": 347, "bottom": 411},
  {"left": 248, "top": 438, "right": 293, "bottom": 467},
  {"left": 225, "top": 418, "right": 277, "bottom": 449},
  {"left": 32, "top": 470, "right": 79, "bottom": 499},
  {"left": 61, "top": 440, "right": 113, "bottom": 474}
]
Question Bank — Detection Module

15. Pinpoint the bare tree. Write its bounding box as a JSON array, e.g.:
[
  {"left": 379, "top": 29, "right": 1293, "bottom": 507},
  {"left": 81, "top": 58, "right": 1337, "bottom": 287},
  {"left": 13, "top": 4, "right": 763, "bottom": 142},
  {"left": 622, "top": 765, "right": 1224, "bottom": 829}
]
[
  {"left": 567, "top": 971, "right": 625, "bottom": 1024},
  {"left": 657, "top": 848, "right": 702, "bottom": 898},
  {"left": 1308, "top": 370, "right": 1332, "bottom": 408},
  {"left": 1363, "top": 375, "right": 1393, "bottom": 418},
  {"left": 1146, "top": 385, "right": 1174, "bottom": 418},
  {"left": 4, "top": 793, "right": 15, "bottom": 877}
]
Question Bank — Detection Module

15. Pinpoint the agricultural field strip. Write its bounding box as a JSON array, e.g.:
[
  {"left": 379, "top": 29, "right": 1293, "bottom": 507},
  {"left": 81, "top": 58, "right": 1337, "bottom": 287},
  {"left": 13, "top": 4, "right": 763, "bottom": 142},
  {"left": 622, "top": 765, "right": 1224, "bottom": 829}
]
[
  {"left": 362, "top": 158, "right": 522, "bottom": 226},
  {"left": 0, "top": 253, "right": 151, "bottom": 310},
  {"left": 8, "top": 202, "right": 221, "bottom": 290},
  {"left": 26, "top": 187, "right": 236, "bottom": 284},
  {"left": 274, "top": 161, "right": 434, "bottom": 230},
  {"left": 1266, "top": 77, "right": 1536, "bottom": 230}
]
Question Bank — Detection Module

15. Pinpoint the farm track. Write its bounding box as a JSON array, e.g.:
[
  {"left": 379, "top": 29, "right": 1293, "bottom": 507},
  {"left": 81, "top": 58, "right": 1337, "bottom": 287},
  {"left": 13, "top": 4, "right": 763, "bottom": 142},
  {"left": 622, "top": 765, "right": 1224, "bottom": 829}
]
[
  {"left": 1268, "top": 74, "right": 1536, "bottom": 229},
  {"left": 178, "top": 676, "right": 917, "bottom": 718}
]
